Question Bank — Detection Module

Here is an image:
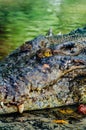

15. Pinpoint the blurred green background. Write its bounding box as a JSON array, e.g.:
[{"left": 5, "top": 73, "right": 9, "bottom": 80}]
[{"left": 0, "top": 0, "right": 86, "bottom": 60}]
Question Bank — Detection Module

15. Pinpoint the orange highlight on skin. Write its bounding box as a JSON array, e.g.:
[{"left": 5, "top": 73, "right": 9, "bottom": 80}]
[{"left": 52, "top": 120, "right": 68, "bottom": 124}]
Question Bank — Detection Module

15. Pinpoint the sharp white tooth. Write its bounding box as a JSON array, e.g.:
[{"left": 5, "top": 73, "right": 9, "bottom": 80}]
[
  {"left": 1, "top": 102, "right": 4, "bottom": 107},
  {"left": 18, "top": 104, "right": 24, "bottom": 113}
]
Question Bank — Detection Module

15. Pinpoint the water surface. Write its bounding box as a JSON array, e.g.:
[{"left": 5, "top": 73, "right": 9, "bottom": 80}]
[{"left": 0, "top": 0, "right": 86, "bottom": 60}]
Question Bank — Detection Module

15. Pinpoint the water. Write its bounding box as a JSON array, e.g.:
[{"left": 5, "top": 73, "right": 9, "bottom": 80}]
[{"left": 0, "top": 0, "right": 86, "bottom": 60}]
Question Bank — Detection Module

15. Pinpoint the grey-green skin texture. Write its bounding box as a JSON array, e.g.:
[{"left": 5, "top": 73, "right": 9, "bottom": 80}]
[{"left": 0, "top": 27, "right": 86, "bottom": 114}]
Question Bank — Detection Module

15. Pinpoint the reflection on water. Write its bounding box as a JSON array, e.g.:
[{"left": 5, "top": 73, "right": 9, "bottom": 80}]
[{"left": 0, "top": 0, "right": 86, "bottom": 59}]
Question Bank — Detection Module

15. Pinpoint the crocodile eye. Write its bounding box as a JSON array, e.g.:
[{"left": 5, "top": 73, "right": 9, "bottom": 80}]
[{"left": 44, "top": 49, "right": 52, "bottom": 57}]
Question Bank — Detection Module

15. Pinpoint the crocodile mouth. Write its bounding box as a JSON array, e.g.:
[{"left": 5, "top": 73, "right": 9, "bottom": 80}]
[{"left": 0, "top": 65, "right": 86, "bottom": 115}]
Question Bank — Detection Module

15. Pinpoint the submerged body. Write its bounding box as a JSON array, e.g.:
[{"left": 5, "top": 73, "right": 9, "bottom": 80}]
[{"left": 0, "top": 27, "right": 86, "bottom": 114}]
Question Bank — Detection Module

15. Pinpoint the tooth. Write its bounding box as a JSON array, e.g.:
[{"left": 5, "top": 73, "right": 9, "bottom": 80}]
[
  {"left": 18, "top": 104, "right": 24, "bottom": 113},
  {"left": 0, "top": 102, "right": 4, "bottom": 107}
]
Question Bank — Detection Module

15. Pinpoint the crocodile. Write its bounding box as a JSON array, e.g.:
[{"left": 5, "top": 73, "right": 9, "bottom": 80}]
[{"left": 0, "top": 27, "right": 86, "bottom": 114}]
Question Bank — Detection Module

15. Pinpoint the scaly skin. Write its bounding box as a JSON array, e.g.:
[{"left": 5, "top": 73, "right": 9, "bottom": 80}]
[{"left": 0, "top": 27, "right": 86, "bottom": 114}]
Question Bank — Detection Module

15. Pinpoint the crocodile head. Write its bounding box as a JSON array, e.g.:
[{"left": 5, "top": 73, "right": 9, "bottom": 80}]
[{"left": 0, "top": 27, "right": 86, "bottom": 114}]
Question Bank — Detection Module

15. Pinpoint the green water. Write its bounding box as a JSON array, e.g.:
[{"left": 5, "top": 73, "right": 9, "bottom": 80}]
[{"left": 0, "top": 0, "right": 86, "bottom": 60}]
